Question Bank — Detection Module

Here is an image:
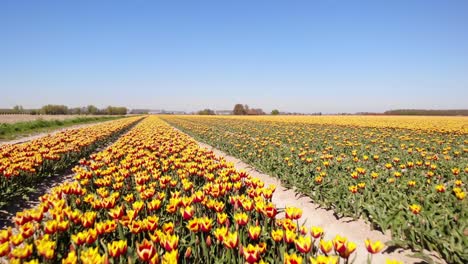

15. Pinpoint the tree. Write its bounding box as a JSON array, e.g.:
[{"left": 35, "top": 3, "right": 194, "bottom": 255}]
[
  {"left": 86, "top": 105, "right": 99, "bottom": 115},
  {"left": 271, "top": 109, "right": 279, "bottom": 115},
  {"left": 233, "top": 104, "right": 246, "bottom": 115},
  {"left": 105, "top": 106, "right": 127, "bottom": 115},
  {"left": 69, "top": 107, "right": 83, "bottom": 115},
  {"left": 12, "top": 105, "right": 24, "bottom": 114},
  {"left": 384, "top": 109, "right": 468, "bottom": 116},
  {"left": 197, "top": 109, "right": 216, "bottom": 115},
  {"left": 41, "top": 104, "right": 68, "bottom": 115}
]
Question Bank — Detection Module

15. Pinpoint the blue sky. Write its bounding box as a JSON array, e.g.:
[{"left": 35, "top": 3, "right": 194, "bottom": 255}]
[{"left": 1, "top": 0, "right": 467, "bottom": 113}]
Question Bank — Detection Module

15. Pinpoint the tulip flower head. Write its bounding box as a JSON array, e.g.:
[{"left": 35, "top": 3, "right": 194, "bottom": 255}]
[
  {"left": 309, "top": 255, "right": 339, "bottom": 264},
  {"left": 248, "top": 225, "right": 262, "bottom": 240},
  {"left": 409, "top": 204, "right": 421, "bottom": 215},
  {"left": 285, "top": 207, "right": 302, "bottom": 220},
  {"left": 295, "top": 236, "right": 312, "bottom": 253},
  {"left": 284, "top": 252, "right": 303, "bottom": 264},
  {"left": 319, "top": 239, "right": 333, "bottom": 254},
  {"left": 311, "top": 226, "right": 324, "bottom": 239},
  {"left": 271, "top": 229, "right": 284, "bottom": 242},
  {"left": 365, "top": 238, "right": 384, "bottom": 254},
  {"left": 243, "top": 244, "right": 261, "bottom": 263},
  {"left": 136, "top": 239, "right": 156, "bottom": 261},
  {"left": 234, "top": 212, "right": 249, "bottom": 226},
  {"left": 223, "top": 232, "right": 238, "bottom": 249}
]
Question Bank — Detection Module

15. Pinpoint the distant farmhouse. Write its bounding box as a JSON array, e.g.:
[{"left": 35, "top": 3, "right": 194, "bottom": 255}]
[
  {"left": 129, "top": 109, "right": 149, "bottom": 114},
  {"left": 215, "top": 110, "right": 233, "bottom": 115},
  {"left": 148, "top": 110, "right": 187, "bottom": 115},
  {"left": 164, "top": 110, "right": 187, "bottom": 115},
  {"left": 148, "top": 110, "right": 164, "bottom": 114}
]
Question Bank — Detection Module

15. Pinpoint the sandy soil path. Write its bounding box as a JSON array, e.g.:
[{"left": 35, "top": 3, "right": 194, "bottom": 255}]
[
  {"left": 0, "top": 172, "right": 76, "bottom": 228},
  {"left": 174, "top": 127, "right": 446, "bottom": 264}
]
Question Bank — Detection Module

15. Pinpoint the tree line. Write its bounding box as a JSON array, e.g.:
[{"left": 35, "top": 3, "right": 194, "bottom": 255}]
[
  {"left": 384, "top": 109, "right": 468, "bottom": 116},
  {"left": 197, "top": 104, "right": 271, "bottom": 115},
  {"left": 0, "top": 105, "right": 128, "bottom": 115},
  {"left": 233, "top": 104, "right": 266, "bottom": 115}
]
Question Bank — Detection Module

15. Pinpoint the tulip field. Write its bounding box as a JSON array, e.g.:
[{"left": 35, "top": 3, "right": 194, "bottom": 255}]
[
  {"left": 162, "top": 115, "right": 468, "bottom": 264},
  {"left": 0, "top": 116, "right": 142, "bottom": 208},
  {"left": 0, "top": 116, "right": 406, "bottom": 264},
  {"left": 0, "top": 115, "right": 466, "bottom": 264}
]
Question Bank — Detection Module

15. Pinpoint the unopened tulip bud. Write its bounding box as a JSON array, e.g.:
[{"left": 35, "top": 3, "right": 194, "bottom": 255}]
[
  {"left": 206, "top": 235, "right": 212, "bottom": 247},
  {"left": 185, "top": 247, "right": 192, "bottom": 259}
]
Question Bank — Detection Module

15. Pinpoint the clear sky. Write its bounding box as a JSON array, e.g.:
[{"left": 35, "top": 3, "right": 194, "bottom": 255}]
[{"left": 1, "top": 0, "right": 467, "bottom": 113}]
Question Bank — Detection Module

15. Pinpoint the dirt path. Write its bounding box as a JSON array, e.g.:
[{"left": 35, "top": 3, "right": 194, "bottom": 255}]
[
  {"left": 0, "top": 172, "right": 76, "bottom": 228},
  {"left": 174, "top": 128, "right": 445, "bottom": 264}
]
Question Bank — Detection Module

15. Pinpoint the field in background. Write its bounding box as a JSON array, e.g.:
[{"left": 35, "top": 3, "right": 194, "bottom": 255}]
[
  {"left": 201, "top": 115, "right": 468, "bottom": 133},
  {"left": 0, "top": 114, "right": 111, "bottom": 124},
  {"left": 0, "top": 115, "right": 124, "bottom": 141}
]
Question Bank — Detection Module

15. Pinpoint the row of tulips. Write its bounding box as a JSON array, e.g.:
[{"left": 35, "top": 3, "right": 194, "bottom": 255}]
[
  {"left": 0, "top": 116, "right": 142, "bottom": 208},
  {"left": 1, "top": 116, "right": 396, "bottom": 263},
  {"left": 162, "top": 115, "right": 467, "bottom": 264},
  {"left": 206, "top": 115, "right": 468, "bottom": 133}
]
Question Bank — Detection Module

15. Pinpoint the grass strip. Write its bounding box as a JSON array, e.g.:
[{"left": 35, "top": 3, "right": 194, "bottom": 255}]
[{"left": 0, "top": 116, "right": 124, "bottom": 141}]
